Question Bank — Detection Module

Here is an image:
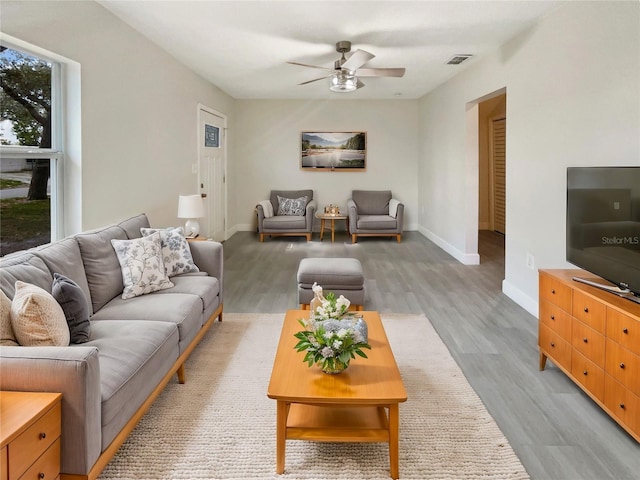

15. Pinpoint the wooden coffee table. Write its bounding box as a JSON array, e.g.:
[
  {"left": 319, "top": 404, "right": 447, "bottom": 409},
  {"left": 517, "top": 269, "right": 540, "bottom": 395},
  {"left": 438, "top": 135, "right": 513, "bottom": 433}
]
[{"left": 267, "top": 310, "right": 407, "bottom": 479}]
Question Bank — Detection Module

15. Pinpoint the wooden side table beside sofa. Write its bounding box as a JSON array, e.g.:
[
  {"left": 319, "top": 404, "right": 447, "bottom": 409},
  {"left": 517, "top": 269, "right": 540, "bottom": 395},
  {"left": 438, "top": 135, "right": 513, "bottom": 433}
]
[{"left": 0, "top": 391, "right": 62, "bottom": 480}]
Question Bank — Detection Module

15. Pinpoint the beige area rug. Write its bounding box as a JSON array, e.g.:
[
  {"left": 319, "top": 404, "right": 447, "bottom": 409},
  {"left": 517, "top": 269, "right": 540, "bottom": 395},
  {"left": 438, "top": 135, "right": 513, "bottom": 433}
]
[{"left": 99, "top": 313, "right": 529, "bottom": 480}]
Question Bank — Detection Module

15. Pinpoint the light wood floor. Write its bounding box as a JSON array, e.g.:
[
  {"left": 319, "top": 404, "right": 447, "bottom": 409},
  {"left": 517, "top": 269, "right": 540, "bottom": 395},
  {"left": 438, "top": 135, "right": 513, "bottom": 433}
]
[{"left": 222, "top": 230, "right": 639, "bottom": 480}]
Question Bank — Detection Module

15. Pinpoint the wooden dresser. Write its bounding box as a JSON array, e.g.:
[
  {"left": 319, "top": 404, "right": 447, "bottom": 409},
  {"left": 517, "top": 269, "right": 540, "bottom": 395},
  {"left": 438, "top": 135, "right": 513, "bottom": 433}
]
[
  {"left": 0, "top": 391, "right": 62, "bottom": 480},
  {"left": 539, "top": 269, "right": 640, "bottom": 442}
]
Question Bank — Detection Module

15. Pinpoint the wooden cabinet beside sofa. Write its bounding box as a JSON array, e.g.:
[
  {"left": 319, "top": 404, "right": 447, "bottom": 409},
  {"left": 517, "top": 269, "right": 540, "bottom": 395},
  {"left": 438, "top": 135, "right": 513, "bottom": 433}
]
[
  {"left": 539, "top": 269, "right": 640, "bottom": 442},
  {"left": 0, "top": 391, "right": 62, "bottom": 480}
]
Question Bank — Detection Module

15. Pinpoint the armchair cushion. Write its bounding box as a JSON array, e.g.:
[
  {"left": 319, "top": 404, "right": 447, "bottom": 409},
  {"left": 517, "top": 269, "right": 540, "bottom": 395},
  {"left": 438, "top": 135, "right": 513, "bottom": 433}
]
[{"left": 351, "top": 190, "right": 392, "bottom": 215}]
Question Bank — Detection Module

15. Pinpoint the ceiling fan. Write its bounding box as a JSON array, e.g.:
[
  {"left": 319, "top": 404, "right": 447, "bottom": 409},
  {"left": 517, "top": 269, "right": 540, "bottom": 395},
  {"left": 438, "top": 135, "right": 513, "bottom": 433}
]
[{"left": 288, "top": 41, "right": 405, "bottom": 92}]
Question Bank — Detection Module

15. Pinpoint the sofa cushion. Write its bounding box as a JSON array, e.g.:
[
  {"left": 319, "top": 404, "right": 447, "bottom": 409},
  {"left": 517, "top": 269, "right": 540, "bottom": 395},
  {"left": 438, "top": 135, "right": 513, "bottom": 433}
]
[
  {"left": 163, "top": 275, "right": 220, "bottom": 312},
  {"left": 356, "top": 214, "right": 398, "bottom": 230},
  {"left": 76, "top": 225, "right": 128, "bottom": 313},
  {"left": 117, "top": 213, "right": 150, "bottom": 239},
  {"left": 0, "top": 253, "right": 53, "bottom": 298},
  {"left": 111, "top": 232, "right": 174, "bottom": 299},
  {"left": 52, "top": 273, "right": 91, "bottom": 344},
  {"left": 352, "top": 190, "right": 392, "bottom": 215},
  {"left": 11, "top": 281, "right": 70, "bottom": 346},
  {"left": 0, "top": 290, "right": 18, "bottom": 346},
  {"left": 83, "top": 320, "right": 178, "bottom": 451},
  {"left": 277, "top": 195, "right": 309, "bottom": 216},
  {"left": 34, "top": 237, "right": 92, "bottom": 314},
  {"left": 140, "top": 226, "right": 199, "bottom": 277},
  {"left": 91, "top": 292, "right": 202, "bottom": 354}
]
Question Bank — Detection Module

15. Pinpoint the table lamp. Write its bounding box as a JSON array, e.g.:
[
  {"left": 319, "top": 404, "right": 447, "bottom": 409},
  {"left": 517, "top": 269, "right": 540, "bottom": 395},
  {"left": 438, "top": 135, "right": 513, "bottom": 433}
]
[{"left": 177, "top": 194, "right": 205, "bottom": 238}]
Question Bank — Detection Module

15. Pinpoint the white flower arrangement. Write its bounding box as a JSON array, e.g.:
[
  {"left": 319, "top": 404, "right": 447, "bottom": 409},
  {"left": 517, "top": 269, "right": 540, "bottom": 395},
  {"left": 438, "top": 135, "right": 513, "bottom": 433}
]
[{"left": 294, "top": 283, "right": 370, "bottom": 373}]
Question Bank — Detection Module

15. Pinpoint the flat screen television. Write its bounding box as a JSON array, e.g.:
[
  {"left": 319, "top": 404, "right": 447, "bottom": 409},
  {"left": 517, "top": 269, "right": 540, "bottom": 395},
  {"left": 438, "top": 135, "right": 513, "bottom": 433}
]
[{"left": 566, "top": 166, "right": 640, "bottom": 303}]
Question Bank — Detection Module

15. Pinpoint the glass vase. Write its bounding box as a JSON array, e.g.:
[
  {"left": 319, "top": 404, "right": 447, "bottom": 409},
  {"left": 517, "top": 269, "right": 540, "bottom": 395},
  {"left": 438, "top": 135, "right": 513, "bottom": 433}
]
[{"left": 321, "top": 359, "right": 348, "bottom": 374}]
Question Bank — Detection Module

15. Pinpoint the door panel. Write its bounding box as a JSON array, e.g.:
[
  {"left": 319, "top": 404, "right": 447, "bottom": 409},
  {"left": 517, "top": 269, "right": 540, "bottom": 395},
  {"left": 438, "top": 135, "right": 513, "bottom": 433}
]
[{"left": 198, "top": 108, "right": 226, "bottom": 241}]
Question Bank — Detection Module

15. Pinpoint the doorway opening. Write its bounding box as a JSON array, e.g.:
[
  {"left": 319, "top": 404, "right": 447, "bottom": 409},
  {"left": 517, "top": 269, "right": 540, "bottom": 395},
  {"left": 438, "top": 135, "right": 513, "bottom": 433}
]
[{"left": 475, "top": 90, "right": 507, "bottom": 272}]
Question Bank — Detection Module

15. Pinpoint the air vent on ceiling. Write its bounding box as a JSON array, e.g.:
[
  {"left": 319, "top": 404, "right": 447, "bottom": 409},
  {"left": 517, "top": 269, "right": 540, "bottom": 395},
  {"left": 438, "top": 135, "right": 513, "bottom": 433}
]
[{"left": 446, "top": 54, "right": 473, "bottom": 65}]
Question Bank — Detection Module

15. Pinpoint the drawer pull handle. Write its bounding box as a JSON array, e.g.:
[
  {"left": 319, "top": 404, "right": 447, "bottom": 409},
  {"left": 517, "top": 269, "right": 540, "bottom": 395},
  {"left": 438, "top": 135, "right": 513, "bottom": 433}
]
[
  {"left": 623, "top": 328, "right": 628, "bottom": 334},
  {"left": 551, "top": 289, "right": 556, "bottom": 294},
  {"left": 550, "top": 315, "right": 555, "bottom": 320},
  {"left": 583, "top": 370, "right": 588, "bottom": 376},
  {"left": 583, "top": 338, "right": 588, "bottom": 343},
  {"left": 39, "top": 473, "right": 45, "bottom": 479},
  {"left": 620, "top": 403, "right": 626, "bottom": 409},
  {"left": 550, "top": 341, "right": 555, "bottom": 347},
  {"left": 620, "top": 363, "right": 625, "bottom": 369},
  {"left": 584, "top": 307, "right": 589, "bottom": 313},
  {"left": 39, "top": 432, "right": 46, "bottom": 440}
]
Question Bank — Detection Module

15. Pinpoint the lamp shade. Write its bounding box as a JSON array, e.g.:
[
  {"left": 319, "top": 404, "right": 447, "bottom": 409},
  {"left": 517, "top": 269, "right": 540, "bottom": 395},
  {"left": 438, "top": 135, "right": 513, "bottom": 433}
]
[{"left": 177, "top": 194, "right": 205, "bottom": 219}]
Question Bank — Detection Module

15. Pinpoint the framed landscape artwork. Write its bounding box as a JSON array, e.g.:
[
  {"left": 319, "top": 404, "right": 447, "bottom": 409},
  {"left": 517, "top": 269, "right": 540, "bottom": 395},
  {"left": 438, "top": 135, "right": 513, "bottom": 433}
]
[{"left": 301, "top": 131, "right": 366, "bottom": 171}]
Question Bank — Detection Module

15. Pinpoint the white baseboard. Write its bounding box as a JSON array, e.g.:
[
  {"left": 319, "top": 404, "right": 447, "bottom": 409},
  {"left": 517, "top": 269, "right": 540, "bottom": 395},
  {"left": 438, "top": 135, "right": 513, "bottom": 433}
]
[
  {"left": 418, "top": 226, "right": 480, "bottom": 265},
  {"left": 502, "top": 279, "right": 538, "bottom": 317}
]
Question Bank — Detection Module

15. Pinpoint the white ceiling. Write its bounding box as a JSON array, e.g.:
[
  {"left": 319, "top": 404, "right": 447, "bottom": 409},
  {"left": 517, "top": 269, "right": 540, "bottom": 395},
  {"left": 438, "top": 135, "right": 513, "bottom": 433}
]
[{"left": 97, "top": 0, "right": 564, "bottom": 100}]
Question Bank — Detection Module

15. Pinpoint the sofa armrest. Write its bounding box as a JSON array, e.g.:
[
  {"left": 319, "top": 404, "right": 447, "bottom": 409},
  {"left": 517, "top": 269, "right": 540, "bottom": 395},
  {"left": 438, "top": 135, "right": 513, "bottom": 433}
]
[
  {"left": 347, "top": 199, "right": 358, "bottom": 233},
  {"left": 0, "top": 346, "right": 102, "bottom": 475},
  {"left": 256, "top": 204, "right": 265, "bottom": 232},
  {"left": 189, "top": 240, "right": 224, "bottom": 300},
  {"left": 305, "top": 199, "right": 317, "bottom": 230},
  {"left": 394, "top": 201, "right": 405, "bottom": 233}
]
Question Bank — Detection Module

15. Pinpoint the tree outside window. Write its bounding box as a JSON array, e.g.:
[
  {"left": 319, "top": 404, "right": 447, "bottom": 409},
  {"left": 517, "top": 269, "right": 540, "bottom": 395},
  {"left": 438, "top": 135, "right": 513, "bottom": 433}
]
[{"left": 0, "top": 46, "right": 53, "bottom": 255}]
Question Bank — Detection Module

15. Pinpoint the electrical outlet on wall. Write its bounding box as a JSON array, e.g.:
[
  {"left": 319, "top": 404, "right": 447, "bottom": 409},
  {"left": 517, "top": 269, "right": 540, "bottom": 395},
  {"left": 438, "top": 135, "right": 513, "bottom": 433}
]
[{"left": 526, "top": 253, "right": 535, "bottom": 270}]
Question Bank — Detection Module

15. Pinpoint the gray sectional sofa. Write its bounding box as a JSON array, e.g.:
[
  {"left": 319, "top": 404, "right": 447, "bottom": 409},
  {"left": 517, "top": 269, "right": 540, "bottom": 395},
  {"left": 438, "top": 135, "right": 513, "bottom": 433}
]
[{"left": 0, "top": 214, "right": 223, "bottom": 480}]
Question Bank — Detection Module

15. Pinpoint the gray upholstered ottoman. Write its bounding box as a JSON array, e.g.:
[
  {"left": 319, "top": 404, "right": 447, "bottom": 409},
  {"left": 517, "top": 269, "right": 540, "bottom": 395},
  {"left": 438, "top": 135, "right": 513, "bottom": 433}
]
[{"left": 297, "top": 257, "right": 365, "bottom": 310}]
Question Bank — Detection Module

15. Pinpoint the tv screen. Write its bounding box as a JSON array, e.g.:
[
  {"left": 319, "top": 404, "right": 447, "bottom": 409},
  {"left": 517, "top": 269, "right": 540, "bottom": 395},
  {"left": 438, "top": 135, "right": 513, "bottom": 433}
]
[{"left": 566, "top": 166, "right": 640, "bottom": 298}]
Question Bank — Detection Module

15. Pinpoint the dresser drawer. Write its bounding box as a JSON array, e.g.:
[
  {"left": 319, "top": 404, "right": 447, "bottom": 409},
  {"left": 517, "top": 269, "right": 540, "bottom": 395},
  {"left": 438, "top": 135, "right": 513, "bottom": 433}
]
[
  {"left": 540, "top": 299, "right": 572, "bottom": 341},
  {"left": 540, "top": 273, "right": 572, "bottom": 313},
  {"left": 9, "top": 402, "right": 60, "bottom": 479},
  {"left": 605, "top": 339, "right": 640, "bottom": 397},
  {"left": 539, "top": 324, "right": 572, "bottom": 371},
  {"left": 607, "top": 308, "right": 640, "bottom": 356},
  {"left": 572, "top": 290, "right": 606, "bottom": 333},
  {"left": 571, "top": 350, "right": 605, "bottom": 401},
  {"left": 18, "top": 438, "right": 60, "bottom": 480},
  {"left": 572, "top": 319, "right": 605, "bottom": 366},
  {"left": 605, "top": 375, "right": 639, "bottom": 435}
]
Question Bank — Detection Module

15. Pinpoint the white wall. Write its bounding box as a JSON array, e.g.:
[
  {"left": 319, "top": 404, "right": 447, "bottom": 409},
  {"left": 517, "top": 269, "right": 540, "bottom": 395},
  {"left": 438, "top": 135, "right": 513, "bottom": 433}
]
[
  {"left": 230, "top": 100, "right": 419, "bottom": 233},
  {"left": 418, "top": 1, "right": 640, "bottom": 315},
  {"left": 1, "top": 0, "right": 235, "bottom": 231}
]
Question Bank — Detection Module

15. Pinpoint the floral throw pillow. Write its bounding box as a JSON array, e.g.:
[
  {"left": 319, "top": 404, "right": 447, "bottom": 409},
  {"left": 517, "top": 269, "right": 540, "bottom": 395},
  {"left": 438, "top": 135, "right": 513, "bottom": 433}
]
[
  {"left": 277, "top": 195, "right": 308, "bottom": 216},
  {"left": 140, "top": 226, "right": 199, "bottom": 277},
  {"left": 111, "top": 232, "right": 174, "bottom": 299}
]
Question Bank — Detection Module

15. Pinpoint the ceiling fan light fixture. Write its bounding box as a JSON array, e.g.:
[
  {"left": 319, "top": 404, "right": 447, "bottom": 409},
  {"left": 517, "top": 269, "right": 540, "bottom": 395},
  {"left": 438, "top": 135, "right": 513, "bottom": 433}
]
[{"left": 329, "top": 72, "right": 357, "bottom": 92}]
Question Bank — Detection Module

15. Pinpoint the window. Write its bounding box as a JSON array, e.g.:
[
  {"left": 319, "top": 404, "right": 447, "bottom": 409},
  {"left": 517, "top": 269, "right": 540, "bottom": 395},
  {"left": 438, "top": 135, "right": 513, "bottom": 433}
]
[{"left": 0, "top": 44, "right": 63, "bottom": 256}]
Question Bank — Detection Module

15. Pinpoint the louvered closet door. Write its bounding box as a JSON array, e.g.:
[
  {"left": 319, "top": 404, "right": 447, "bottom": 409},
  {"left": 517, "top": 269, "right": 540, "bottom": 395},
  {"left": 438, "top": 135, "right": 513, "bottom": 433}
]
[{"left": 492, "top": 118, "right": 506, "bottom": 234}]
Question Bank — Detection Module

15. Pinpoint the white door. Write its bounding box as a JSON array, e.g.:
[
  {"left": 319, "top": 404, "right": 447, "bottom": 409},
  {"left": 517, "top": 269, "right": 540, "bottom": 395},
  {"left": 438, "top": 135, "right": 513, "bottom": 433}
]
[{"left": 198, "top": 106, "right": 226, "bottom": 241}]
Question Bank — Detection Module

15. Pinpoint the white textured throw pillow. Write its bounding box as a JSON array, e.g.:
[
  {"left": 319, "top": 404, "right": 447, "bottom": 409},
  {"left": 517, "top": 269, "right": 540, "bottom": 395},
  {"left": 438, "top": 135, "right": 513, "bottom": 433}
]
[
  {"left": 10, "top": 281, "right": 70, "bottom": 346},
  {"left": 277, "top": 195, "right": 308, "bottom": 216},
  {"left": 111, "top": 232, "right": 174, "bottom": 299},
  {"left": 140, "top": 226, "right": 199, "bottom": 277},
  {"left": 1, "top": 289, "right": 18, "bottom": 346}
]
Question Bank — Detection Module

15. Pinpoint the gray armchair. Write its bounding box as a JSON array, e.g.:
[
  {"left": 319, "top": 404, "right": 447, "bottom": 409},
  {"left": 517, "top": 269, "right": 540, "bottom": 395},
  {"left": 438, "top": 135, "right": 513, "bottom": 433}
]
[
  {"left": 256, "top": 189, "right": 317, "bottom": 242},
  {"left": 347, "top": 190, "right": 404, "bottom": 243}
]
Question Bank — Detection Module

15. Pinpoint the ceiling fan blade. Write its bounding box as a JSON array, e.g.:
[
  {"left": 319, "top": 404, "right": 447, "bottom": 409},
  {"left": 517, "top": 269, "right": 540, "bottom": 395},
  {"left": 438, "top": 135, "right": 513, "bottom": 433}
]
[
  {"left": 287, "top": 61, "right": 334, "bottom": 72},
  {"left": 356, "top": 67, "right": 406, "bottom": 78},
  {"left": 298, "top": 75, "right": 331, "bottom": 85},
  {"left": 341, "top": 49, "right": 375, "bottom": 72}
]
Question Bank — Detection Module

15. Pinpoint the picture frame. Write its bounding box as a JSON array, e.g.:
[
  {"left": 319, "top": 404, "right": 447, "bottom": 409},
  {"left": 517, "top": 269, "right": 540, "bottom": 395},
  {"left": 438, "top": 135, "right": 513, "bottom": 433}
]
[{"left": 300, "top": 131, "right": 366, "bottom": 171}]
